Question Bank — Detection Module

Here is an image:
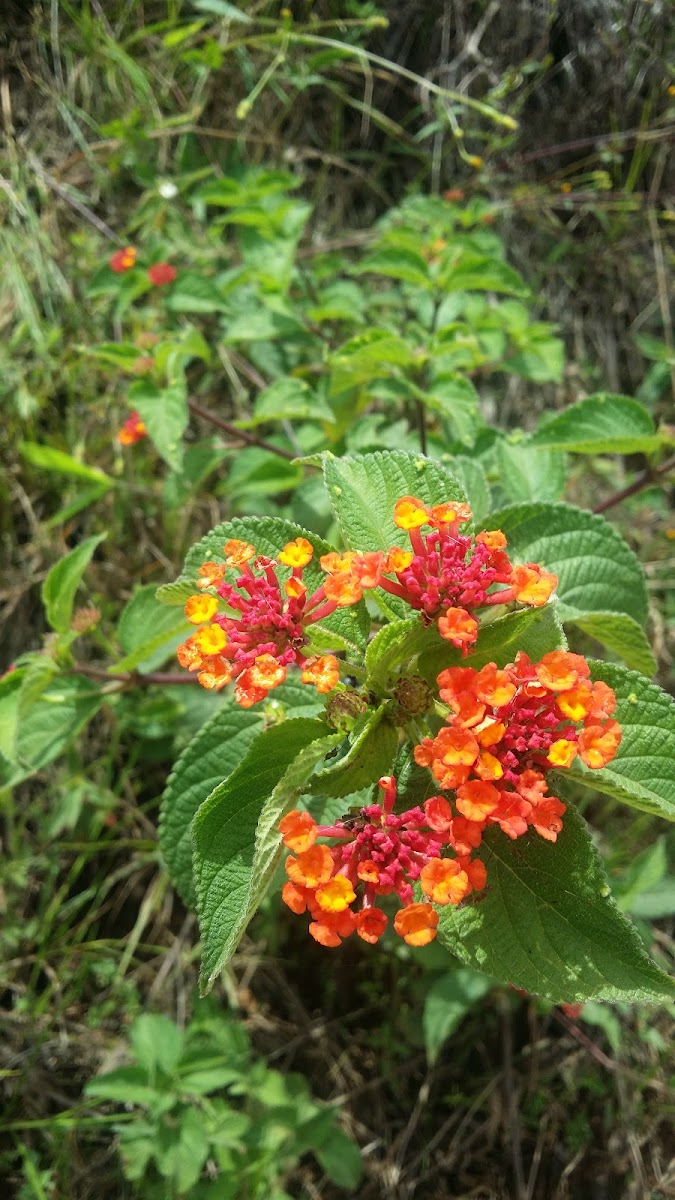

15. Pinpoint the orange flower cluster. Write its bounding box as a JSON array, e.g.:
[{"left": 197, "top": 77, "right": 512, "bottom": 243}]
[
  {"left": 117, "top": 410, "right": 147, "bottom": 446},
  {"left": 414, "top": 650, "right": 621, "bottom": 845},
  {"left": 177, "top": 536, "right": 366, "bottom": 705},
  {"left": 108, "top": 245, "right": 177, "bottom": 286},
  {"left": 343, "top": 496, "right": 557, "bottom": 654},
  {"left": 279, "top": 776, "right": 487, "bottom": 949}
]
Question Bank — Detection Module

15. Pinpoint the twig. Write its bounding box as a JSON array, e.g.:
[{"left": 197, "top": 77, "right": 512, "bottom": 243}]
[
  {"left": 517, "top": 124, "right": 675, "bottom": 164},
  {"left": 72, "top": 664, "right": 196, "bottom": 687},
  {"left": 187, "top": 398, "right": 296, "bottom": 460},
  {"left": 25, "top": 153, "right": 119, "bottom": 242},
  {"left": 592, "top": 454, "right": 675, "bottom": 514}
]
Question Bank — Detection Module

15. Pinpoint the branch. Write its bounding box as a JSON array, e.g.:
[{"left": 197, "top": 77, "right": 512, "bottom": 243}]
[
  {"left": 592, "top": 454, "right": 675, "bottom": 515},
  {"left": 187, "top": 398, "right": 296, "bottom": 461},
  {"left": 73, "top": 664, "right": 196, "bottom": 687}
]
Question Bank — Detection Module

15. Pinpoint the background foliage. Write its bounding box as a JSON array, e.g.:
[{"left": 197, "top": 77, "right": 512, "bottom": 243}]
[{"left": 1, "top": 2, "right": 674, "bottom": 1197}]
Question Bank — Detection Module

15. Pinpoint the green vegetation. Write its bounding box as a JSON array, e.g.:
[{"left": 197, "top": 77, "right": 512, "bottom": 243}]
[{"left": 1, "top": 3, "right": 673, "bottom": 1198}]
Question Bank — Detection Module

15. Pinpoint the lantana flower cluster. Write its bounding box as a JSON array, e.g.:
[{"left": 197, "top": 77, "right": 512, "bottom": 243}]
[
  {"left": 279, "top": 775, "right": 487, "bottom": 949},
  {"left": 177, "top": 537, "right": 364, "bottom": 706}
]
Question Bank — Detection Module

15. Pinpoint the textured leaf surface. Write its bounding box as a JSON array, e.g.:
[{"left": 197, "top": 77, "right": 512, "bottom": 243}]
[
  {"left": 527, "top": 394, "right": 661, "bottom": 454},
  {"left": 308, "top": 705, "right": 399, "bottom": 797},
  {"left": 437, "top": 804, "right": 674, "bottom": 1003},
  {"left": 5, "top": 677, "right": 103, "bottom": 787},
  {"left": 442, "top": 456, "right": 491, "bottom": 523},
  {"left": 116, "top": 585, "right": 191, "bottom": 673},
  {"left": 418, "top": 604, "right": 565, "bottom": 683},
  {"left": 193, "top": 719, "right": 339, "bottom": 992},
  {"left": 128, "top": 379, "right": 188, "bottom": 470},
  {"left": 486, "top": 503, "right": 648, "bottom": 665},
  {"left": 159, "top": 515, "right": 370, "bottom": 654},
  {"left": 560, "top": 662, "right": 675, "bottom": 821},
  {"left": 495, "top": 440, "right": 566, "bottom": 503},
  {"left": 571, "top": 612, "right": 656, "bottom": 677},
  {"left": 42, "top": 533, "right": 106, "bottom": 634},
  {"left": 324, "top": 450, "right": 468, "bottom": 552},
  {"left": 160, "top": 680, "right": 324, "bottom": 906}
]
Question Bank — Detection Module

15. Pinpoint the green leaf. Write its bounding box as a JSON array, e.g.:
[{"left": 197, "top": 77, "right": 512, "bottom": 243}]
[
  {"left": 353, "top": 246, "right": 431, "bottom": 288},
  {"left": 527, "top": 394, "right": 661, "bottom": 455},
  {"left": 560, "top": 662, "right": 675, "bottom": 821},
  {"left": 192, "top": 0, "right": 252, "bottom": 20},
  {"left": 440, "top": 256, "right": 529, "bottom": 297},
  {"left": 115, "top": 585, "right": 191, "bottom": 673},
  {"left": 224, "top": 309, "right": 305, "bottom": 341},
  {"left": 423, "top": 969, "right": 493, "bottom": 1064},
  {"left": 571, "top": 612, "right": 656, "bottom": 676},
  {"left": 495, "top": 439, "right": 566, "bottom": 503},
  {"left": 170, "top": 514, "right": 370, "bottom": 654},
  {"left": 418, "top": 603, "right": 565, "bottom": 683},
  {"left": 6, "top": 676, "right": 103, "bottom": 786},
  {"left": 241, "top": 377, "right": 335, "bottom": 428},
  {"left": 0, "top": 668, "right": 24, "bottom": 763},
  {"left": 441, "top": 455, "right": 491, "bottom": 523},
  {"left": 128, "top": 379, "right": 188, "bottom": 470},
  {"left": 437, "top": 804, "right": 674, "bottom": 1003},
  {"left": 613, "top": 838, "right": 667, "bottom": 914},
  {"left": 422, "top": 374, "right": 482, "bottom": 447},
  {"left": 365, "top": 618, "right": 436, "bottom": 688},
  {"left": 130, "top": 1014, "right": 184, "bottom": 1077},
  {"left": 486, "top": 503, "right": 648, "bottom": 655},
  {"left": 84, "top": 1066, "right": 162, "bottom": 1107},
  {"left": 20, "top": 441, "right": 113, "bottom": 487},
  {"left": 324, "top": 450, "right": 468, "bottom": 553},
  {"left": 193, "top": 719, "right": 339, "bottom": 992},
  {"left": 308, "top": 705, "right": 399, "bottom": 797},
  {"left": 163, "top": 272, "right": 228, "bottom": 313},
  {"left": 160, "top": 680, "right": 324, "bottom": 907},
  {"left": 314, "top": 1127, "right": 363, "bottom": 1189},
  {"left": 329, "top": 329, "right": 415, "bottom": 395},
  {"left": 41, "top": 533, "right": 106, "bottom": 634}
]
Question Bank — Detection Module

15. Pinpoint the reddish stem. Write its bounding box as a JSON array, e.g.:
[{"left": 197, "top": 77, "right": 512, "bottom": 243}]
[{"left": 592, "top": 454, "right": 675, "bottom": 515}]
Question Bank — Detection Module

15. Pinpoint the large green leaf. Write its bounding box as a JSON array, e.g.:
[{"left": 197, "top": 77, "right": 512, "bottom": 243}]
[
  {"left": 417, "top": 603, "right": 566, "bottom": 683},
  {"left": 486, "top": 502, "right": 648, "bottom": 664},
  {"left": 20, "top": 442, "right": 113, "bottom": 487},
  {"left": 495, "top": 439, "right": 566, "bottom": 504},
  {"left": 4, "top": 676, "right": 103, "bottom": 787},
  {"left": 41, "top": 533, "right": 106, "bottom": 634},
  {"left": 437, "top": 804, "right": 674, "bottom": 1003},
  {"left": 571, "top": 613, "right": 656, "bottom": 676},
  {"left": 193, "top": 718, "right": 339, "bottom": 992},
  {"left": 527, "top": 393, "right": 661, "bottom": 455},
  {"left": 157, "top": 515, "right": 370, "bottom": 655},
  {"left": 307, "top": 704, "right": 399, "bottom": 798},
  {"left": 324, "top": 450, "right": 468, "bottom": 553},
  {"left": 115, "top": 585, "right": 192, "bottom": 673},
  {"left": 241, "top": 377, "right": 335, "bottom": 428},
  {"left": 423, "top": 969, "right": 493, "bottom": 1064},
  {"left": 559, "top": 662, "right": 675, "bottom": 821},
  {"left": 160, "top": 680, "right": 324, "bottom": 906},
  {"left": 422, "top": 375, "right": 483, "bottom": 448},
  {"left": 128, "top": 379, "right": 189, "bottom": 470}
]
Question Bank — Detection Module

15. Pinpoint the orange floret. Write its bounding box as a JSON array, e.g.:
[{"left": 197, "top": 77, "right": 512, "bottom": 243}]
[
  {"left": 547, "top": 738, "right": 578, "bottom": 768},
  {"left": 323, "top": 573, "right": 362, "bottom": 606},
  {"left": 352, "top": 551, "right": 383, "bottom": 588},
  {"left": 247, "top": 654, "right": 287, "bottom": 691},
  {"left": 394, "top": 902, "right": 439, "bottom": 947},
  {"left": 460, "top": 857, "right": 487, "bottom": 892},
  {"left": 281, "top": 881, "right": 312, "bottom": 914},
  {"left": 355, "top": 907, "right": 387, "bottom": 944},
  {"left": 320, "top": 551, "right": 355, "bottom": 574},
  {"left": 578, "top": 720, "right": 621, "bottom": 768},
  {"left": 446, "top": 690, "right": 486, "bottom": 729},
  {"left": 301, "top": 655, "right": 340, "bottom": 693},
  {"left": 477, "top": 529, "right": 507, "bottom": 552},
  {"left": 473, "top": 750, "right": 504, "bottom": 781},
  {"left": 278, "top": 537, "right": 314, "bottom": 568},
  {"left": 531, "top": 796, "right": 566, "bottom": 842},
  {"left": 437, "top": 666, "right": 476, "bottom": 701},
  {"left": 309, "top": 908, "right": 356, "bottom": 947},
  {"left": 433, "top": 726, "right": 480, "bottom": 767},
  {"left": 589, "top": 681, "right": 617, "bottom": 718},
  {"left": 196, "top": 657, "right": 232, "bottom": 690},
  {"left": 456, "top": 780, "right": 501, "bottom": 822},
  {"left": 511, "top": 564, "right": 558, "bottom": 606},
  {"left": 474, "top": 718, "right": 506, "bottom": 748},
  {"left": 223, "top": 539, "right": 255, "bottom": 566},
  {"left": 285, "top": 576, "right": 307, "bottom": 600},
  {"left": 423, "top": 795, "right": 454, "bottom": 832},
  {"left": 394, "top": 496, "right": 429, "bottom": 529},
  {"left": 193, "top": 624, "right": 227, "bottom": 655},
  {"left": 279, "top": 810, "right": 317, "bottom": 853},
  {"left": 357, "top": 859, "right": 380, "bottom": 883},
  {"left": 384, "top": 547, "right": 413, "bottom": 573},
  {"left": 285, "top": 844, "right": 333, "bottom": 888},
  {"left": 185, "top": 594, "right": 219, "bottom": 624},
  {"left": 556, "top": 683, "right": 594, "bottom": 722},
  {"left": 473, "top": 663, "right": 517, "bottom": 707},
  {"left": 420, "top": 857, "right": 469, "bottom": 905},
  {"left": 177, "top": 636, "right": 204, "bottom": 671},
  {"left": 428, "top": 501, "right": 472, "bottom": 528},
  {"left": 110, "top": 246, "right": 137, "bottom": 273},
  {"left": 536, "top": 651, "right": 590, "bottom": 693},
  {"left": 449, "top": 816, "right": 483, "bottom": 854},
  {"left": 197, "top": 561, "right": 225, "bottom": 589},
  {"left": 438, "top": 606, "right": 478, "bottom": 649},
  {"left": 315, "top": 875, "right": 356, "bottom": 913}
]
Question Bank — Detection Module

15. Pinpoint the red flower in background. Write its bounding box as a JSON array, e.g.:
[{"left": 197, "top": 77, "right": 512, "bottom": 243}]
[
  {"left": 110, "top": 246, "right": 137, "bottom": 273},
  {"left": 117, "top": 411, "right": 147, "bottom": 446},
  {"left": 148, "top": 262, "right": 177, "bottom": 286}
]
